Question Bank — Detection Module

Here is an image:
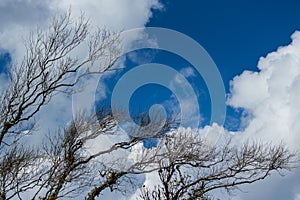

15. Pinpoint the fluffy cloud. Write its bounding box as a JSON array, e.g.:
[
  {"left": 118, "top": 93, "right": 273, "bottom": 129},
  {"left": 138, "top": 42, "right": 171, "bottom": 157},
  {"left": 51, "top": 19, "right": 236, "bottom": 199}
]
[
  {"left": 227, "top": 31, "right": 300, "bottom": 199},
  {"left": 228, "top": 31, "right": 300, "bottom": 149}
]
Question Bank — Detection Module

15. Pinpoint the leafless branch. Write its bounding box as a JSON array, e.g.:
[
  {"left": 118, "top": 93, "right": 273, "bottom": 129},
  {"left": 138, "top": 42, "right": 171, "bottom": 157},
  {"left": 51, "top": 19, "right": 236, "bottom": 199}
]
[{"left": 0, "top": 10, "right": 120, "bottom": 146}]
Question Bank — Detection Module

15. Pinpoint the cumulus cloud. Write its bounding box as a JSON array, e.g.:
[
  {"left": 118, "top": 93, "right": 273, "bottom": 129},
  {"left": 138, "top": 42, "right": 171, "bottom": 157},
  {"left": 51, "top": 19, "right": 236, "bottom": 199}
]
[
  {"left": 228, "top": 31, "right": 300, "bottom": 148},
  {"left": 227, "top": 31, "right": 300, "bottom": 199}
]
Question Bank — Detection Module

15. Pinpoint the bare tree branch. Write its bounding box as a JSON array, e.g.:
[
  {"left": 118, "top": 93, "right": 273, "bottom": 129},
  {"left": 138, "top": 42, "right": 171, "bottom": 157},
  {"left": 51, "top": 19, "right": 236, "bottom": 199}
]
[
  {"left": 137, "top": 129, "right": 297, "bottom": 200},
  {"left": 0, "top": 10, "right": 120, "bottom": 146}
]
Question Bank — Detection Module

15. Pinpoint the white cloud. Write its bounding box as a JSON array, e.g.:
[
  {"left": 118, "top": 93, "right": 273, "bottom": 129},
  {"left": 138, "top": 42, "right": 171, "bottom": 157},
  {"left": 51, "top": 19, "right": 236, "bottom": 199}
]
[
  {"left": 227, "top": 31, "right": 300, "bottom": 199},
  {"left": 228, "top": 31, "right": 300, "bottom": 149}
]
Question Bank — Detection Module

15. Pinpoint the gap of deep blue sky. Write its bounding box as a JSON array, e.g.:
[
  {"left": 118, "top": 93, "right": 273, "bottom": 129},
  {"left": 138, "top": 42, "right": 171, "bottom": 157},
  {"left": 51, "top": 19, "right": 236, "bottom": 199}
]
[
  {"left": 148, "top": 0, "right": 300, "bottom": 84},
  {"left": 145, "top": 0, "right": 300, "bottom": 130}
]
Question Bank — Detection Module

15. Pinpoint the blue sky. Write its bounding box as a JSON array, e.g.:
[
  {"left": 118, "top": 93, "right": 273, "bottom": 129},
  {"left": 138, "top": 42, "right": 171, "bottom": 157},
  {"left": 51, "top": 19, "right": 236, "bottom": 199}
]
[
  {"left": 148, "top": 0, "right": 300, "bottom": 80},
  {"left": 0, "top": 52, "right": 10, "bottom": 74},
  {"left": 1, "top": 1, "right": 300, "bottom": 199},
  {"left": 146, "top": 0, "right": 300, "bottom": 130},
  {"left": 95, "top": 0, "right": 300, "bottom": 131}
]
